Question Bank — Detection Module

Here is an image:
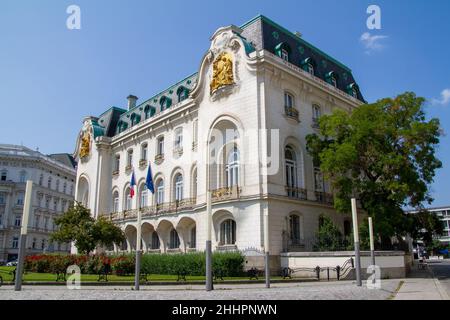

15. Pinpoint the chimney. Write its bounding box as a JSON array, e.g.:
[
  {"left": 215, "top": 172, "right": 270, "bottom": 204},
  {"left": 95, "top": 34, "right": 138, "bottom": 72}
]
[{"left": 127, "top": 95, "right": 138, "bottom": 110}]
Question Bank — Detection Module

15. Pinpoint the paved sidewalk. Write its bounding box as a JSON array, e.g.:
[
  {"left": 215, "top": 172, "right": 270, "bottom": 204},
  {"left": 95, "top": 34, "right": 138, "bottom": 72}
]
[
  {"left": 394, "top": 263, "right": 449, "bottom": 300},
  {"left": 0, "top": 280, "right": 399, "bottom": 300}
]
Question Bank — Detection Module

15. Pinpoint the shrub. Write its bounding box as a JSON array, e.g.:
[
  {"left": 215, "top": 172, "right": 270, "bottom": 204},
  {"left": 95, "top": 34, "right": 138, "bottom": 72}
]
[
  {"left": 111, "top": 255, "right": 135, "bottom": 276},
  {"left": 141, "top": 251, "right": 244, "bottom": 277}
]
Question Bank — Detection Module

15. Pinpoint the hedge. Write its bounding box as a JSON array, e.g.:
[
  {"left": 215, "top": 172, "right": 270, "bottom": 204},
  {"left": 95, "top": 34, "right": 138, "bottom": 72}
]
[
  {"left": 23, "top": 252, "right": 244, "bottom": 277},
  {"left": 141, "top": 251, "right": 244, "bottom": 277}
]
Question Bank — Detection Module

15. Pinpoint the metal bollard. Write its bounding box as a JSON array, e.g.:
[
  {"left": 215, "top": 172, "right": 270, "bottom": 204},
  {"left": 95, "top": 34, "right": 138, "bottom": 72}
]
[
  {"left": 336, "top": 266, "right": 341, "bottom": 281},
  {"left": 315, "top": 266, "right": 321, "bottom": 280},
  {"left": 327, "top": 267, "right": 330, "bottom": 281}
]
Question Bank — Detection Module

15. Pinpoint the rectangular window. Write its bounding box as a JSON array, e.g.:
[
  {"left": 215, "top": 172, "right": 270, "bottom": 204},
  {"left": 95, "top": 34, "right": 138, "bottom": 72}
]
[
  {"left": 14, "top": 216, "right": 21, "bottom": 227},
  {"left": 141, "top": 145, "right": 148, "bottom": 161},
  {"left": 284, "top": 93, "right": 293, "bottom": 108},
  {"left": 193, "top": 120, "right": 198, "bottom": 145},
  {"left": 314, "top": 167, "right": 324, "bottom": 191},
  {"left": 17, "top": 192, "right": 24, "bottom": 206},
  {"left": 114, "top": 155, "right": 120, "bottom": 172},
  {"left": 12, "top": 237, "right": 19, "bottom": 249},
  {"left": 34, "top": 215, "right": 40, "bottom": 229},
  {"left": 157, "top": 137, "right": 164, "bottom": 155},
  {"left": 174, "top": 129, "right": 183, "bottom": 149},
  {"left": 127, "top": 150, "right": 133, "bottom": 167}
]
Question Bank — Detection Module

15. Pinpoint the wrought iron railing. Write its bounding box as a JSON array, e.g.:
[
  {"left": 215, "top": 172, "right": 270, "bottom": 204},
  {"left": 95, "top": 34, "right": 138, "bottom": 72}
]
[
  {"left": 284, "top": 106, "right": 299, "bottom": 121},
  {"left": 315, "top": 191, "right": 334, "bottom": 205},
  {"left": 211, "top": 186, "right": 241, "bottom": 201},
  {"left": 285, "top": 186, "right": 307, "bottom": 200}
]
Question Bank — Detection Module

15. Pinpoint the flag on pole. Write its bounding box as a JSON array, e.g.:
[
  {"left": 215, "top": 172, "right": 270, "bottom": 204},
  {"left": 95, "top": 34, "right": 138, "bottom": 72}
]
[
  {"left": 146, "top": 162, "right": 155, "bottom": 194},
  {"left": 130, "top": 170, "right": 136, "bottom": 198}
]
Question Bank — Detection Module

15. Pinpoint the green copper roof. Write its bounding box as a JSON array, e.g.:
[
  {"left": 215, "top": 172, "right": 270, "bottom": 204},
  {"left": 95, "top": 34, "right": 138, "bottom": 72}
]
[{"left": 240, "top": 14, "right": 352, "bottom": 72}]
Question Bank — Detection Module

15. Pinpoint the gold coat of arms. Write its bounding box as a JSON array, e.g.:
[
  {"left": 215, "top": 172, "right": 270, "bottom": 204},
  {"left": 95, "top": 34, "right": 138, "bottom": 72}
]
[
  {"left": 79, "top": 131, "right": 91, "bottom": 158},
  {"left": 210, "top": 52, "right": 234, "bottom": 94}
]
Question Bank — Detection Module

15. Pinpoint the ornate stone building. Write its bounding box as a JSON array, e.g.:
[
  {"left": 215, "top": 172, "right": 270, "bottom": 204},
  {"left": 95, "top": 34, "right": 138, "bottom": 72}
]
[
  {"left": 74, "top": 15, "right": 364, "bottom": 265},
  {"left": 0, "top": 144, "right": 76, "bottom": 263}
]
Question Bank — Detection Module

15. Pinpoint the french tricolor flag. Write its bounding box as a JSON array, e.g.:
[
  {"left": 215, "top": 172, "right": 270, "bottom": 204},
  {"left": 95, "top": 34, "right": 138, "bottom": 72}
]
[{"left": 130, "top": 170, "right": 136, "bottom": 198}]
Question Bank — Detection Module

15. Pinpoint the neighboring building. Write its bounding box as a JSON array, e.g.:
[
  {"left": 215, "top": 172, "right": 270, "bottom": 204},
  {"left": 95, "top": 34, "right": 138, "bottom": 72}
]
[
  {"left": 407, "top": 206, "right": 450, "bottom": 245},
  {"left": 73, "top": 15, "right": 364, "bottom": 265},
  {"left": 0, "top": 144, "right": 76, "bottom": 262}
]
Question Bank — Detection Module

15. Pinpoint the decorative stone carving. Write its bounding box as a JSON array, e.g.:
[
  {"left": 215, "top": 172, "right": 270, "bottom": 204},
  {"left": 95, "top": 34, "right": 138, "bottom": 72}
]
[
  {"left": 79, "top": 131, "right": 91, "bottom": 158},
  {"left": 210, "top": 52, "right": 234, "bottom": 94}
]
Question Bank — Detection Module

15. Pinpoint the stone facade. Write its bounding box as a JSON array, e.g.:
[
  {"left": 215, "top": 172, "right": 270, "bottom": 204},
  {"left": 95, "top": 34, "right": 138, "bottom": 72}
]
[
  {"left": 73, "top": 16, "right": 365, "bottom": 259},
  {"left": 0, "top": 144, "right": 76, "bottom": 263}
]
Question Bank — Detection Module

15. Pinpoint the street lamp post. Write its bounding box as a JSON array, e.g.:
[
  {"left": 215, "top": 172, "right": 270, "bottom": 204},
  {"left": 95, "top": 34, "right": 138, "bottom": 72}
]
[
  {"left": 15, "top": 180, "right": 33, "bottom": 291},
  {"left": 205, "top": 139, "right": 213, "bottom": 291},
  {"left": 351, "top": 198, "right": 362, "bottom": 287},
  {"left": 134, "top": 208, "right": 142, "bottom": 291}
]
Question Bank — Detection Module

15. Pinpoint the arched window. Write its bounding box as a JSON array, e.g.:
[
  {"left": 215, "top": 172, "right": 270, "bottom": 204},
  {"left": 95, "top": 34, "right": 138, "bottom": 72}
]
[
  {"left": 285, "top": 146, "right": 298, "bottom": 197},
  {"left": 19, "top": 171, "right": 27, "bottom": 183},
  {"left": 125, "top": 188, "right": 132, "bottom": 210},
  {"left": 160, "top": 96, "right": 172, "bottom": 112},
  {"left": 177, "top": 86, "right": 189, "bottom": 102},
  {"left": 190, "top": 226, "right": 196, "bottom": 248},
  {"left": 289, "top": 214, "right": 301, "bottom": 245},
  {"left": 130, "top": 113, "right": 140, "bottom": 126},
  {"left": 117, "top": 121, "right": 128, "bottom": 134},
  {"left": 0, "top": 170, "right": 7, "bottom": 181},
  {"left": 144, "top": 105, "right": 156, "bottom": 119},
  {"left": 220, "top": 219, "right": 236, "bottom": 245},
  {"left": 139, "top": 185, "right": 148, "bottom": 208},
  {"left": 156, "top": 179, "right": 164, "bottom": 205},
  {"left": 169, "top": 228, "right": 180, "bottom": 249},
  {"left": 113, "top": 191, "right": 119, "bottom": 212},
  {"left": 151, "top": 232, "right": 160, "bottom": 249},
  {"left": 312, "top": 104, "right": 321, "bottom": 128},
  {"left": 226, "top": 147, "right": 239, "bottom": 188},
  {"left": 174, "top": 174, "right": 183, "bottom": 202}
]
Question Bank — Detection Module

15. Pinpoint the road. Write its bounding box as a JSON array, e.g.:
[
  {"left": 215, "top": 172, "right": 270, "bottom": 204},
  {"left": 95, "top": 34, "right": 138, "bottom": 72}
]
[{"left": 428, "top": 259, "right": 450, "bottom": 298}]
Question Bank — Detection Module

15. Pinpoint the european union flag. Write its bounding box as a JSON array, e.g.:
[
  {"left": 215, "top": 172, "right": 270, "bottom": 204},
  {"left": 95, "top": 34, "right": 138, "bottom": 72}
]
[{"left": 146, "top": 162, "right": 155, "bottom": 194}]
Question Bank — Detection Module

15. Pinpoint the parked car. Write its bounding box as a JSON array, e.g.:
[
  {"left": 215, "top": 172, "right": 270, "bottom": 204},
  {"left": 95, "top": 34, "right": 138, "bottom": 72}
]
[{"left": 6, "top": 260, "right": 17, "bottom": 267}]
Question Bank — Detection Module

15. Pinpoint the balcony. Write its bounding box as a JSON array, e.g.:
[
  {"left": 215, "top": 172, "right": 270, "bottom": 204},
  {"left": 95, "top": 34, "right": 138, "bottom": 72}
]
[
  {"left": 285, "top": 106, "right": 299, "bottom": 122},
  {"left": 111, "top": 199, "right": 197, "bottom": 221},
  {"left": 315, "top": 191, "right": 334, "bottom": 205},
  {"left": 285, "top": 187, "right": 307, "bottom": 200},
  {"left": 211, "top": 186, "right": 241, "bottom": 202}
]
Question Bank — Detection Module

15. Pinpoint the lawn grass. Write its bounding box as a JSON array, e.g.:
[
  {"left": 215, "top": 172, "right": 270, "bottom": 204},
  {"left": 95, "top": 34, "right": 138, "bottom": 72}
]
[{"left": 0, "top": 266, "right": 284, "bottom": 283}]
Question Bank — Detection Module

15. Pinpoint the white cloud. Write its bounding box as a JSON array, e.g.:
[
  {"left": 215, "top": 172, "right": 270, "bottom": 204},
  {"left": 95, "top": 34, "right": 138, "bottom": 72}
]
[
  {"left": 431, "top": 89, "right": 450, "bottom": 106},
  {"left": 360, "top": 32, "right": 388, "bottom": 54}
]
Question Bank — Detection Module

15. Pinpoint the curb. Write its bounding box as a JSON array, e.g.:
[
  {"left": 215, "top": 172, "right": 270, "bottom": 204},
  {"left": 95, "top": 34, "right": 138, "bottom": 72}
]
[
  {"left": 427, "top": 264, "right": 450, "bottom": 300},
  {"left": 1, "top": 278, "right": 319, "bottom": 286}
]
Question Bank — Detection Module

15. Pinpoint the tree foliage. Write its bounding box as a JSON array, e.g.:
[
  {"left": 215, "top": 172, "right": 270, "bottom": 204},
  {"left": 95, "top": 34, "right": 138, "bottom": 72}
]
[
  {"left": 51, "top": 202, "right": 125, "bottom": 254},
  {"left": 306, "top": 92, "right": 442, "bottom": 243}
]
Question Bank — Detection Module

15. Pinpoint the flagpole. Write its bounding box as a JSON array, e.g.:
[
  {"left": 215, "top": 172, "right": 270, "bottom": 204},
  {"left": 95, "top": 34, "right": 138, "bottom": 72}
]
[{"left": 131, "top": 169, "right": 142, "bottom": 291}]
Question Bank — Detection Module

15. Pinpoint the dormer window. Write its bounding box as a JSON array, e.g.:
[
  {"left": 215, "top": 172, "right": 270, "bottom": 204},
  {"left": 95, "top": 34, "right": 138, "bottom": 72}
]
[
  {"left": 160, "top": 96, "right": 172, "bottom": 112},
  {"left": 325, "top": 71, "right": 338, "bottom": 88},
  {"left": 275, "top": 42, "right": 291, "bottom": 62},
  {"left": 346, "top": 83, "right": 360, "bottom": 99},
  {"left": 144, "top": 105, "right": 156, "bottom": 119},
  {"left": 130, "top": 113, "right": 140, "bottom": 126},
  {"left": 117, "top": 121, "right": 128, "bottom": 134},
  {"left": 301, "top": 57, "right": 316, "bottom": 76},
  {"left": 281, "top": 49, "right": 289, "bottom": 61},
  {"left": 177, "top": 86, "right": 189, "bottom": 103}
]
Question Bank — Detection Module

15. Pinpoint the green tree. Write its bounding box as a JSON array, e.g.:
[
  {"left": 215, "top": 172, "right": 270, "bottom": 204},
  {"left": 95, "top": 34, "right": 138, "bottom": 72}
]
[
  {"left": 314, "top": 215, "right": 350, "bottom": 251},
  {"left": 306, "top": 92, "right": 442, "bottom": 245},
  {"left": 51, "top": 202, "right": 125, "bottom": 254},
  {"left": 407, "top": 210, "right": 444, "bottom": 249}
]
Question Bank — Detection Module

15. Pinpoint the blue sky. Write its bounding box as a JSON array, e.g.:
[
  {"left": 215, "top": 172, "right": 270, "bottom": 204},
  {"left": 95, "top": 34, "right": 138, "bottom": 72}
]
[{"left": 1, "top": 0, "right": 449, "bottom": 207}]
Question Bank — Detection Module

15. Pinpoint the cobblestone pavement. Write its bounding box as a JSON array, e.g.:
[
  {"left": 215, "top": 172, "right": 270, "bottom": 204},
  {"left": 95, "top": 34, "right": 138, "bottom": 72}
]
[{"left": 0, "top": 280, "right": 400, "bottom": 300}]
